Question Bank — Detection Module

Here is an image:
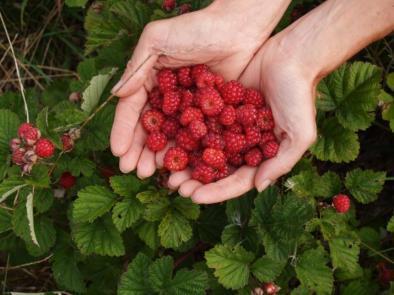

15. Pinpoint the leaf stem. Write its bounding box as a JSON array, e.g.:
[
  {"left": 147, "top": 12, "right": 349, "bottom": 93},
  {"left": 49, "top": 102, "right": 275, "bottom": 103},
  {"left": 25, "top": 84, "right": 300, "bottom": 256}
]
[
  {"left": 360, "top": 241, "right": 394, "bottom": 264},
  {"left": 79, "top": 94, "right": 115, "bottom": 131}
]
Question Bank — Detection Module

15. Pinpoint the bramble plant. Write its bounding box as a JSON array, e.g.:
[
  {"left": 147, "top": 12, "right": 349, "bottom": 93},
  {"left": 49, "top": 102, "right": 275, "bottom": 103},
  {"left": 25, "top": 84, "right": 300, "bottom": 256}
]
[{"left": 0, "top": 0, "right": 394, "bottom": 294}]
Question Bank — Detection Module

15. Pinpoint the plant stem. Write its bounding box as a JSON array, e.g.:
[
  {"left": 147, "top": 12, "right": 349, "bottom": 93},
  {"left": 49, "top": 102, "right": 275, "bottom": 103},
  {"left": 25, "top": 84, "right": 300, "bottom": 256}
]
[
  {"left": 360, "top": 241, "right": 394, "bottom": 264},
  {"left": 1, "top": 254, "right": 9, "bottom": 293},
  {"left": 385, "top": 177, "right": 394, "bottom": 181},
  {"left": 79, "top": 94, "right": 115, "bottom": 131},
  {"left": 0, "top": 254, "right": 53, "bottom": 271}
]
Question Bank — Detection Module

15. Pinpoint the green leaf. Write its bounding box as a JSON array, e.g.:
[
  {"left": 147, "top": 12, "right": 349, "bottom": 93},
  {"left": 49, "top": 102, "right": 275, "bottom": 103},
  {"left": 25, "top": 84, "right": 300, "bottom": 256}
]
[
  {"left": 34, "top": 189, "right": 53, "bottom": 213},
  {"left": 110, "top": 175, "right": 142, "bottom": 197},
  {"left": 134, "top": 221, "right": 159, "bottom": 250},
  {"left": 345, "top": 169, "right": 386, "bottom": 204},
  {"left": 158, "top": 209, "right": 192, "bottom": 248},
  {"left": 53, "top": 100, "right": 88, "bottom": 126},
  {"left": 81, "top": 68, "right": 117, "bottom": 114},
  {"left": 295, "top": 247, "right": 333, "bottom": 295},
  {"left": 382, "top": 100, "right": 394, "bottom": 131},
  {"left": 72, "top": 215, "right": 125, "bottom": 256},
  {"left": 0, "top": 207, "right": 12, "bottom": 233},
  {"left": 142, "top": 195, "right": 170, "bottom": 222},
  {"left": 341, "top": 279, "right": 379, "bottom": 295},
  {"left": 387, "top": 72, "right": 394, "bottom": 91},
  {"left": 251, "top": 256, "right": 285, "bottom": 283},
  {"left": 221, "top": 224, "right": 260, "bottom": 253},
  {"left": 205, "top": 244, "right": 255, "bottom": 290},
  {"left": 329, "top": 235, "right": 360, "bottom": 273},
  {"left": 69, "top": 157, "right": 96, "bottom": 177},
  {"left": 0, "top": 109, "right": 20, "bottom": 153},
  {"left": 0, "top": 177, "right": 26, "bottom": 203},
  {"left": 317, "top": 62, "right": 382, "bottom": 131},
  {"left": 172, "top": 197, "right": 200, "bottom": 220},
  {"left": 310, "top": 117, "right": 359, "bottom": 163},
  {"left": 73, "top": 185, "right": 117, "bottom": 223},
  {"left": 118, "top": 253, "right": 153, "bottom": 295},
  {"left": 65, "top": 0, "right": 88, "bottom": 7},
  {"left": 112, "top": 197, "right": 143, "bottom": 232},
  {"left": 197, "top": 205, "right": 227, "bottom": 244},
  {"left": 387, "top": 216, "right": 394, "bottom": 232},
  {"left": 148, "top": 256, "right": 173, "bottom": 292},
  {"left": 25, "top": 165, "right": 50, "bottom": 188}
]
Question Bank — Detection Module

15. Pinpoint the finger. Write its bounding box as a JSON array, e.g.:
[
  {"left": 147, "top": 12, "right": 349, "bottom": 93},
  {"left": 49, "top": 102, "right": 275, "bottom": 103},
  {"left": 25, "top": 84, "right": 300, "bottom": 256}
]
[
  {"left": 118, "top": 123, "right": 146, "bottom": 173},
  {"left": 179, "top": 180, "right": 203, "bottom": 197},
  {"left": 191, "top": 166, "right": 256, "bottom": 204},
  {"left": 137, "top": 146, "right": 156, "bottom": 179},
  {"left": 110, "top": 88, "right": 147, "bottom": 156},
  {"left": 168, "top": 169, "right": 192, "bottom": 190}
]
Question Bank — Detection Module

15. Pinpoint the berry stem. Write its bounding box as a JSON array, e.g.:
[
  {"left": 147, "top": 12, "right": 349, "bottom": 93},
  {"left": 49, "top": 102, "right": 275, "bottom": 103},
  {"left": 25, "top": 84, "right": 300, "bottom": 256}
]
[
  {"left": 385, "top": 176, "right": 394, "bottom": 181},
  {"left": 79, "top": 94, "right": 116, "bottom": 131},
  {"left": 360, "top": 241, "right": 394, "bottom": 264}
]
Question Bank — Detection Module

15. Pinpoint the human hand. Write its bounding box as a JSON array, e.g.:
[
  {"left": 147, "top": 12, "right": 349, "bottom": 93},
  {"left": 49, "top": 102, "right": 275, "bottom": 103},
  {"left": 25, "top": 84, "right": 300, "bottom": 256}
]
[{"left": 110, "top": 0, "right": 292, "bottom": 175}]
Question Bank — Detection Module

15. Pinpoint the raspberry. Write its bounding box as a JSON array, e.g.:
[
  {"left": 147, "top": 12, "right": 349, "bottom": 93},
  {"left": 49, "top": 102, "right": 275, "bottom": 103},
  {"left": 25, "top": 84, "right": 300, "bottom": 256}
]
[
  {"left": 179, "top": 107, "right": 204, "bottom": 126},
  {"left": 59, "top": 172, "right": 76, "bottom": 189},
  {"left": 148, "top": 87, "right": 162, "bottom": 109},
  {"left": 157, "top": 68, "right": 177, "bottom": 93},
  {"left": 236, "top": 104, "right": 257, "bottom": 126},
  {"left": 245, "top": 126, "right": 261, "bottom": 147},
  {"left": 220, "top": 80, "right": 245, "bottom": 105},
  {"left": 18, "top": 123, "right": 40, "bottom": 145},
  {"left": 9, "top": 138, "right": 21, "bottom": 151},
  {"left": 214, "top": 75, "right": 225, "bottom": 89},
  {"left": 191, "top": 64, "right": 209, "bottom": 81},
  {"left": 176, "top": 129, "right": 199, "bottom": 151},
  {"left": 202, "top": 133, "right": 225, "bottom": 150},
  {"left": 262, "top": 141, "right": 279, "bottom": 159},
  {"left": 256, "top": 107, "right": 274, "bottom": 130},
  {"left": 179, "top": 89, "right": 195, "bottom": 112},
  {"left": 192, "top": 163, "right": 217, "bottom": 184},
  {"left": 202, "top": 148, "right": 226, "bottom": 168},
  {"left": 217, "top": 164, "right": 230, "bottom": 180},
  {"left": 223, "top": 131, "right": 246, "bottom": 154},
  {"left": 23, "top": 150, "right": 38, "bottom": 164},
  {"left": 206, "top": 117, "right": 223, "bottom": 134},
  {"left": 196, "top": 87, "right": 224, "bottom": 116},
  {"left": 244, "top": 88, "right": 264, "bottom": 107},
  {"left": 161, "top": 118, "right": 180, "bottom": 139},
  {"left": 227, "top": 153, "right": 244, "bottom": 168},
  {"left": 162, "top": 0, "right": 176, "bottom": 11},
  {"left": 12, "top": 148, "right": 25, "bottom": 165},
  {"left": 61, "top": 134, "right": 74, "bottom": 152},
  {"left": 162, "top": 91, "right": 181, "bottom": 115},
  {"left": 99, "top": 166, "right": 116, "bottom": 180},
  {"left": 219, "top": 105, "right": 236, "bottom": 126},
  {"left": 141, "top": 109, "right": 165, "bottom": 133},
  {"left": 263, "top": 283, "right": 280, "bottom": 295},
  {"left": 69, "top": 92, "right": 81, "bottom": 103},
  {"left": 146, "top": 132, "right": 167, "bottom": 152},
  {"left": 188, "top": 151, "right": 202, "bottom": 168},
  {"left": 260, "top": 132, "right": 276, "bottom": 146},
  {"left": 332, "top": 194, "right": 351, "bottom": 213},
  {"left": 177, "top": 67, "right": 193, "bottom": 87},
  {"left": 244, "top": 148, "right": 263, "bottom": 167},
  {"left": 226, "top": 123, "right": 243, "bottom": 134},
  {"left": 195, "top": 70, "right": 216, "bottom": 88},
  {"left": 189, "top": 120, "right": 207, "bottom": 140},
  {"left": 35, "top": 138, "right": 55, "bottom": 158},
  {"left": 178, "top": 3, "right": 191, "bottom": 14},
  {"left": 164, "top": 147, "right": 189, "bottom": 171}
]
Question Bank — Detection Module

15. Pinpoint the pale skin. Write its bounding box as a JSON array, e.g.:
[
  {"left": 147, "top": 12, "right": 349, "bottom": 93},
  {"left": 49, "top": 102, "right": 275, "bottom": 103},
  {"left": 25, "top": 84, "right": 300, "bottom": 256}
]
[{"left": 111, "top": 0, "right": 394, "bottom": 204}]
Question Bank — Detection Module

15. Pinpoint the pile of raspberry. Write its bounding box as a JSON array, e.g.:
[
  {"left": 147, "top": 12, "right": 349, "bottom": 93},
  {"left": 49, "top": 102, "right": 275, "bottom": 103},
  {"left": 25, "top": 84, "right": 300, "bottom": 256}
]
[{"left": 141, "top": 65, "right": 279, "bottom": 184}]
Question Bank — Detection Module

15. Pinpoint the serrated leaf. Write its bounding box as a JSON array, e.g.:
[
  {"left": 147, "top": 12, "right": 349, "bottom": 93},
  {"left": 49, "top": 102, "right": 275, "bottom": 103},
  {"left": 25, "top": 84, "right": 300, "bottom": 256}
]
[
  {"left": 387, "top": 72, "right": 394, "bottom": 90},
  {"left": 0, "top": 207, "right": 12, "bottom": 233},
  {"left": 329, "top": 235, "right": 360, "bottom": 273},
  {"left": 172, "top": 197, "right": 200, "bottom": 220},
  {"left": 221, "top": 224, "right": 260, "bottom": 253},
  {"left": 110, "top": 175, "right": 142, "bottom": 197},
  {"left": 317, "top": 62, "right": 382, "bottom": 131},
  {"left": 0, "top": 177, "right": 26, "bottom": 203},
  {"left": 53, "top": 100, "right": 88, "bottom": 126},
  {"left": 310, "top": 117, "right": 359, "bottom": 163},
  {"left": 387, "top": 216, "right": 394, "bottom": 232},
  {"left": 169, "top": 269, "right": 208, "bottom": 295},
  {"left": 295, "top": 247, "right": 333, "bottom": 295},
  {"left": 341, "top": 280, "right": 379, "bottom": 295},
  {"left": 72, "top": 215, "right": 125, "bottom": 256},
  {"left": 73, "top": 185, "right": 117, "bottom": 223},
  {"left": 251, "top": 256, "right": 285, "bottom": 283},
  {"left": 197, "top": 205, "right": 227, "bottom": 244},
  {"left": 34, "top": 189, "right": 53, "bottom": 213},
  {"left": 134, "top": 221, "right": 159, "bottom": 250},
  {"left": 0, "top": 109, "right": 20, "bottom": 153},
  {"left": 345, "top": 169, "right": 386, "bottom": 204},
  {"left": 25, "top": 165, "right": 50, "bottom": 188},
  {"left": 143, "top": 196, "right": 170, "bottom": 222},
  {"left": 26, "top": 192, "right": 39, "bottom": 246},
  {"left": 118, "top": 253, "right": 153, "bottom": 295},
  {"left": 69, "top": 157, "right": 96, "bottom": 177},
  {"left": 65, "top": 0, "right": 88, "bottom": 7},
  {"left": 148, "top": 256, "right": 173, "bottom": 292},
  {"left": 205, "top": 244, "right": 255, "bottom": 290},
  {"left": 81, "top": 68, "right": 117, "bottom": 114},
  {"left": 112, "top": 197, "right": 143, "bottom": 232},
  {"left": 382, "top": 101, "right": 394, "bottom": 131},
  {"left": 158, "top": 209, "right": 192, "bottom": 248}
]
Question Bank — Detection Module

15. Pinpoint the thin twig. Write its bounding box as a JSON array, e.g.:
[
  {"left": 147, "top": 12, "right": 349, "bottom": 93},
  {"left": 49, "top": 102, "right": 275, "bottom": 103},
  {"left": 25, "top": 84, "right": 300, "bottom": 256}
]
[
  {"left": 361, "top": 241, "right": 394, "bottom": 264},
  {"left": 0, "top": 254, "right": 53, "bottom": 271},
  {"left": 2, "top": 254, "right": 10, "bottom": 293}
]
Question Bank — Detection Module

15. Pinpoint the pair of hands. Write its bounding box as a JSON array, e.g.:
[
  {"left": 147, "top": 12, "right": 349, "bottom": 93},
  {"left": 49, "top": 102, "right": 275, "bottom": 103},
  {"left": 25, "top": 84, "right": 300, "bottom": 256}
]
[{"left": 109, "top": 2, "right": 318, "bottom": 204}]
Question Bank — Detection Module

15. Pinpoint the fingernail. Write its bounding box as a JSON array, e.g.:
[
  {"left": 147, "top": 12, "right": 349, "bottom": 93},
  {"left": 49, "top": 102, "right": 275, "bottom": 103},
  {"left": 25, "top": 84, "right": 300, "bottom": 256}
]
[
  {"left": 257, "top": 179, "right": 271, "bottom": 192},
  {"left": 111, "top": 80, "right": 123, "bottom": 94}
]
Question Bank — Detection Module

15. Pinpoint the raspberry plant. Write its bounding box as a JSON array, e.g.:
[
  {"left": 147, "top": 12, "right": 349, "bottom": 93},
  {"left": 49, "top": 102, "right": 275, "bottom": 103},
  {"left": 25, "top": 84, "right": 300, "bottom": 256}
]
[{"left": 1, "top": 0, "right": 393, "bottom": 294}]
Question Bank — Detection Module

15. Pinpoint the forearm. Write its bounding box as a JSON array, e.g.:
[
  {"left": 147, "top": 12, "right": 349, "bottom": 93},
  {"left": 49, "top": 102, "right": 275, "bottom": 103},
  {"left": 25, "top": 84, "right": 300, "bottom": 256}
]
[{"left": 277, "top": 0, "right": 394, "bottom": 80}]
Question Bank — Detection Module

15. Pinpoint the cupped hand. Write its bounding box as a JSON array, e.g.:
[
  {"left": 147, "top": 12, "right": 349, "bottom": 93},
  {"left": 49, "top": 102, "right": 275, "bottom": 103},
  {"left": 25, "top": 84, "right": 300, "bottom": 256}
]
[
  {"left": 174, "top": 38, "right": 319, "bottom": 203},
  {"left": 110, "top": 0, "right": 290, "bottom": 175}
]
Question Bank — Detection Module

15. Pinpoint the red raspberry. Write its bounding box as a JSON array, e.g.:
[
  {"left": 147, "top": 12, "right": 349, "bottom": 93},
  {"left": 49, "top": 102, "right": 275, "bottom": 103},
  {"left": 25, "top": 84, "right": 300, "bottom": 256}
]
[
  {"left": 226, "top": 123, "right": 243, "bottom": 134},
  {"left": 202, "top": 133, "right": 225, "bottom": 150},
  {"left": 219, "top": 105, "right": 236, "bottom": 126},
  {"left": 236, "top": 104, "right": 257, "bottom": 126},
  {"left": 196, "top": 70, "right": 216, "bottom": 88},
  {"left": 177, "top": 67, "right": 193, "bottom": 87},
  {"left": 191, "top": 64, "right": 209, "bottom": 81},
  {"left": 188, "top": 120, "right": 208, "bottom": 140},
  {"left": 179, "top": 107, "right": 204, "bottom": 126},
  {"left": 220, "top": 80, "right": 245, "bottom": 105},
  {"left": 59, "top": 172, "right": 76, "bottom": 189},
  {"left": 164, "top": 147, "right": 189, "bottom": 171},
  {"left": 178, "top": 3, "right": 191, "bottom": 14},
  {"left": 217, "top": 164, "right": 231, "bottom": 180},
  {"left": 18, "top": 123, "right": 40, "bottom": 145},
  {"left": 192, "top": 163, "right": 217, "bottom": 184},
  {"left": 179, "top": 89, "right": 195, "bottom": 112},
  {"left": 256, "top": 107, "right": 275, "bottom": 130},
  {"left": 227, "top": 153, "right": 244, "bottom": 168},
  {"left": 146, "top": 132, "right": 167, "bottom": 152},
  {"left": 157, "top": 68, "right": 177, "bottom": 93},
  {"left": 202, "top": 148, "right": 226, "bottom": 168},
  {"left": 263, "top": 282, "right": 281, "bottom": 295},
  {"left": 196, "top": 87, "right": 224, "bottom": 116},
  {"left": 162, "top": 0, "right": 176, "bottom": 11},
  {"left": 260, "top": 132, "right": 276, "bottom": 146},
  {"left": 148, "top": 87, "right": 162, "bottom": 109},
  {"left": 244, "top": 88, "right": 264, "bottom": 107},
  {"left": 99, "top": 166, "right": 116, "bottom": 180},
  {"left": 206, "top": 117, "right": 223, "bottom": 134},
  {"left": 214, "top": 75, "right": 225, "bottom": 89},
  {"left": 332, "top": 194, "right": 351, "bottom": 213},
  {"left": 188, "top": 151, "right": 202, "bottom": 168},
  {"left": 244, "top": 148, "right": 263, "bottom": 167},
  {"left": 35, "top": 138, "right": 55, "bottom": 158},
  {"left": 223, "top": 131, "right": 246, "bottom": 154},
  {"left": 176, "top": 129, "right": 199, "bottom": 151},
  {"left": 9, "top": 138, "right": 21, "bottom": 151},
  {"left": 245, "top": 126, "right": 261, "bottom": 147},
  {"left": 262, "top": 141, "right": 279, "bottom": 159},
  {"left": 12, "top": 148, "right": 25, "bottom": 165},
  {"left": 61, "top": 134, "right": 74, "bottom": 152},
  {"left": 162, "top": 91, "right": 181, "bottom": 115},
  {"left": 161, "top": 118, "right": 180, "bottom": 139},
  {"left": 141, "top": 109, "right": 165, "bottom": 133}
]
